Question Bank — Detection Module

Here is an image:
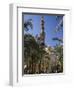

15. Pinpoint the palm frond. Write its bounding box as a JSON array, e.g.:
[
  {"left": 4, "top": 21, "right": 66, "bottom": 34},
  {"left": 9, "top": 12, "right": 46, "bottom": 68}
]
[
  {"left": 54, "top": 19, "right": 63, "bottom": 32},
  {"left": 24, "top": 19, "right": 33, "bottom": 31},
  {"left": 52, "top": 37, "right": 63, "bottom": 43}
]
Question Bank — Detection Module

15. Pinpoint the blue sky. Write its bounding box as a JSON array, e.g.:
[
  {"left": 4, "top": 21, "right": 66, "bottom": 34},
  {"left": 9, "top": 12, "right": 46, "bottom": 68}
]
[{"left": 23, "top": 14, "right": 63, "bottom": 47}]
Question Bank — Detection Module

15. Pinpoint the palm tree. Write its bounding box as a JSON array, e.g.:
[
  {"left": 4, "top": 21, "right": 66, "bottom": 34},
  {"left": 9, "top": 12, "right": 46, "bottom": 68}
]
[
  {"left": 54, "top": 45, "right": 63, "bottom": 72},
  {"left": 24, "top": 18, "right": 33, "bottom": 74},
  {"left": 52, "top": 19, "right": 63, "bottom": 72},
  {"left": 24, "top": 34, "right": 43, "bottom": 74},
  {"left": 52, "top": 16, "right": 63, "bottom": 72}
]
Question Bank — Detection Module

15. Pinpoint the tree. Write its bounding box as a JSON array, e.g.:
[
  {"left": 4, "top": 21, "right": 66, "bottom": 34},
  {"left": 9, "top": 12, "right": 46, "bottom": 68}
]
[
  {"left": 24, "top": 34, "right": 47, "bottom": 74},
  {"left": 24, "top": 34, "right": 40, "bottom": 73},
  {"left": 24, "top": 18, "right": 33, "bottom": 74},
  {"left": 52, "top": 15, "right": 63, "bottom": 72},
  {"left": 54, "top": 45, "right": 63, "bottom": 72}
]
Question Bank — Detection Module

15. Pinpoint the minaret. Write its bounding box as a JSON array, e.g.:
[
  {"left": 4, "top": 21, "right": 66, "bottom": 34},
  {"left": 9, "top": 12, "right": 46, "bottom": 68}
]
[{"left": 40, "top": 16, "right": 45, "bottom": 46}]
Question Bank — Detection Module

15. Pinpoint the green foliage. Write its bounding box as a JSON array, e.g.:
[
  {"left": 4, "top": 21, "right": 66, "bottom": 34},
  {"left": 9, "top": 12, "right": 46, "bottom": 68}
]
[
  {"left": 54, "top": 45, "right": 63, "bottom": 72},
  {"left": 52, "top": 37, "right": 63, "bottom": 44},
  {"left": 24, "top": 19, "right": 33, "bottom": 31}
]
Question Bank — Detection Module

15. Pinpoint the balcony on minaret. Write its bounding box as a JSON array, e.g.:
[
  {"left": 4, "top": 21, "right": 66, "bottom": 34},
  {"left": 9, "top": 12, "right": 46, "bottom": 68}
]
[{"left": 40, "top": 16, "right": 45, "bottom": 46}]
